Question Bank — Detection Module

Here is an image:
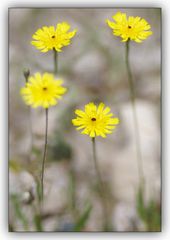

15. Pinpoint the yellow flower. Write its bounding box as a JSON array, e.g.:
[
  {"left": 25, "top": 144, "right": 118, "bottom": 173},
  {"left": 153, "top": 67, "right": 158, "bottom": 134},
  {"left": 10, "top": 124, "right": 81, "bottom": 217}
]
[
  {"left": 31, "top": 22, "right": 77, "bottom": 52},
  {"left": 20, "top": 73, "right": 67, "bottom": 108},
  {"left": 106, "top": 12, "right": 153, "bottom": 43},
  {"left": 72, "top": 102, "right": 119, "bottom": 138}
]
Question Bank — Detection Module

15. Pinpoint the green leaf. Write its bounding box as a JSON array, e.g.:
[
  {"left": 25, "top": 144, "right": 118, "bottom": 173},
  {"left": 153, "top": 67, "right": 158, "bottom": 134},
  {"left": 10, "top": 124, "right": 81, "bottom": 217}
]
[
  {"left": 33, "top": 214, "right": 43, "bottom": 231},
  {"left": 49, "top": 132, "right": 72, "bottom": 162},
  {"left": 73, "top": 204, "right": 92, "bottom": 231},
  {"left": 136, "top": 186, "right": 147, "bottom": 221},
  {"left": 32, "top": 146, "right": 42, "bottom": 156},
  {"left": 9, "top": 160, "right": 21, "bottom": 172},
  {"left": 145, "top": 200, "right": 161, "bottom": 231},
  {"left": 136, "top": 186, "right": 161, "bottom": 231},
  {"left": 10, "top": 194, "right": 29, "bottom": 231}
]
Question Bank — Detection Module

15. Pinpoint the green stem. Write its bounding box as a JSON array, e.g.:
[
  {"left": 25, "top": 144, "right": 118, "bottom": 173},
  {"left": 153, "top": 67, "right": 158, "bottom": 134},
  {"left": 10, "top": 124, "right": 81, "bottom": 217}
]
[
  {"left": 92, "top": 137, "right": 109, "bottom": 230},
  {"left": 28, "top": 107, "right": 33, "bottom": 163},
  {"left": 53, "top": 49, "right": 58, "bottom": 74},
  {"left": 125, "top": 40, "right": 144, "bottom": 186},
  {"left": 41, "top": 108, "right": 49, "bottom": 201}
]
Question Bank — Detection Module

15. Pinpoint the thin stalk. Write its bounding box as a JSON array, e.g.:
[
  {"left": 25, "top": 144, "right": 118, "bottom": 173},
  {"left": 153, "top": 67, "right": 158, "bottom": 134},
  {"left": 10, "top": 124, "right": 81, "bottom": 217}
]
[
  {"left": 53, "top": 49, "right": 58, "bottom": 74},
  {"left": 92, "top": 137, "right": 109, "bottom": 230},
  {"left": 27, "top": 107, "right": 33, "bottom": 163},
  {"left": 23, "top": 69, "right": 33, "bottom": 163},
  {"left": 125, "top": 40, "right": 144, "bottom": 186},
  {"left": 40, "top": 108, "right": 49, "bottom": 201}
]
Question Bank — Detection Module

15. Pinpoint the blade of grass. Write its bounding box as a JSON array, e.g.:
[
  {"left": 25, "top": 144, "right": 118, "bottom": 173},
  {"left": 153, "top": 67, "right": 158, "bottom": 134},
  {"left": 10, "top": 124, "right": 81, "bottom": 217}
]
[
  {"left": 136, "top": 186, "right": 146, "bottom": 221},
  {"left": 33, "top": 214, "right": 43, "bottom": 231},
  {"left": 73, "top": 204, "right": 92, "bottom": 231},
  {"left": 11, "top": 194, "right": 29, "bottom": 231}
]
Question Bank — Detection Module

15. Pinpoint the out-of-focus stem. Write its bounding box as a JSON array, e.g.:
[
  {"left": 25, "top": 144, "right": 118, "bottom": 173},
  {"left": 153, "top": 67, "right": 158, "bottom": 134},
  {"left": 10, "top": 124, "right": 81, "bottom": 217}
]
[
  {"left": 91, "top": 137, "right": 109, "bottom": 230},
  {"left": 23, "top": 68, "right": 33, "bottom": 164},
  {"left": 125, "top": 40, "right": 144, "bottom": 186}
]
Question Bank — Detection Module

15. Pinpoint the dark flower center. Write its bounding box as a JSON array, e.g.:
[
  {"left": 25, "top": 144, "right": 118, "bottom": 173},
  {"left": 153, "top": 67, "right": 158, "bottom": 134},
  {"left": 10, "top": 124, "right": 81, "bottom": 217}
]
[
  {"left": 43, "top": 87, "right": 47, "bottom": 91},
  {"left": 91, "top": 118, "right": 96, "bottom": 121},
  {"left": 128, "top": 25, "right": 132, "bottom": 29},
  {"left": 51, "top": 35, "right": 55, "bottom": 39}
]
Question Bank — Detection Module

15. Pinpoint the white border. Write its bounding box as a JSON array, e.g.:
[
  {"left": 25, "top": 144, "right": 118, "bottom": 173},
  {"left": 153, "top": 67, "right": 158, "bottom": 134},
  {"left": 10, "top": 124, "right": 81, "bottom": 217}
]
[{"left": 1, "top": 0, "right": 169, "bottom": 239}]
